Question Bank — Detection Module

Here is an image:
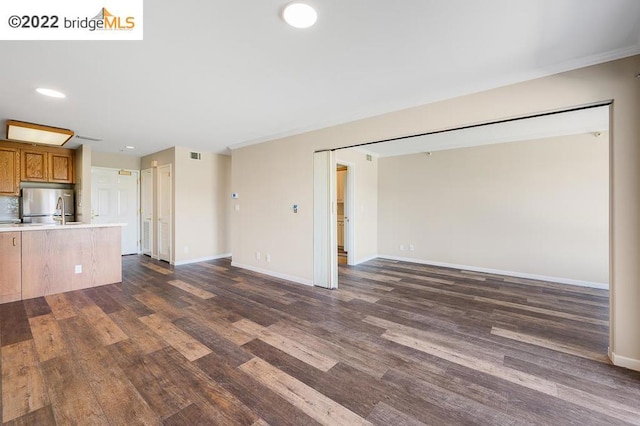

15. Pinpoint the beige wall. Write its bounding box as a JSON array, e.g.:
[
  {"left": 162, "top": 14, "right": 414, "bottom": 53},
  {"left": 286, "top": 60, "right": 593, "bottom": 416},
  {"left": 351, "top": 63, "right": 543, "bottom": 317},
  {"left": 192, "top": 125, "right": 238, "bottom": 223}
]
[
  {"left": 378, "top": 133, "right": 609, "bottom": 284},
  {"left": 92, "top": 151, "right": 141, "bottom": 170},
  {"left": 231, "top": 55, "right": 640, "bottom": 368},
  {"left": 335, "top": 148, "right": 378, "bottom": 264},
  {"left": 141, "top": 147, "right": 231, "bottom": 265},
  {"left": 174, "top": 147, "right": 231, "bottom": 264}
]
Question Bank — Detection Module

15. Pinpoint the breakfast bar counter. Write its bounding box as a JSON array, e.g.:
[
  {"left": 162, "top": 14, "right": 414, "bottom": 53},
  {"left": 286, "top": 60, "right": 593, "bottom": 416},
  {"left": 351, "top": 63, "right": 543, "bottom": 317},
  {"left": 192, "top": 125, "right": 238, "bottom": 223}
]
[{"left": 0, "top": 223, "right": 123, "bottom": 303}]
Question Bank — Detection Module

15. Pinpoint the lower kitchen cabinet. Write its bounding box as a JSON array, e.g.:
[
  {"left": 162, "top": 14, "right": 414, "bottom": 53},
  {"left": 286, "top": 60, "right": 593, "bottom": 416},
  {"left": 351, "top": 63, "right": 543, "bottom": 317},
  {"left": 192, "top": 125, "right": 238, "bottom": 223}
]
[{"left": 0, "top": 232, "right": 21, "bottom": 303}]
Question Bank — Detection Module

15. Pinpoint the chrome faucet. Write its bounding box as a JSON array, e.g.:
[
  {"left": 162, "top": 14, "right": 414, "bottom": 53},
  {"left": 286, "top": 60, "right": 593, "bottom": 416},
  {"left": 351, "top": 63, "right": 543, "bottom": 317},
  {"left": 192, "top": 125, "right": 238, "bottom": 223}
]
[{"left": 55, "top": 196, "right": 66, "bottom": 225}]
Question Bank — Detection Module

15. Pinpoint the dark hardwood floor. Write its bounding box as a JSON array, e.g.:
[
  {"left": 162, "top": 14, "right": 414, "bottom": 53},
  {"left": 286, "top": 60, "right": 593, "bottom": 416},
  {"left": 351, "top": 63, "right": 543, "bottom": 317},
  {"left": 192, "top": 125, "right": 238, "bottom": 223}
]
[{"left": 1, "top": 255, "right": 639, "bottom": 425}]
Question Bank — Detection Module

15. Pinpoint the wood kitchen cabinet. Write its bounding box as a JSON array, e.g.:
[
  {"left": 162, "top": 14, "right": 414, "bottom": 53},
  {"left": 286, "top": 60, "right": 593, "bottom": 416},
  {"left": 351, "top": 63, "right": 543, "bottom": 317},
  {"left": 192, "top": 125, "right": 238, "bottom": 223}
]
[
  {"left": 21, "top": 147, "right": 74, "bottom": 183},
  {"left": 0, "top": 147, "right": 20, "bottom": 195},
  {"left": 0, "top": 232, "right": 22, "bottom": 303}
]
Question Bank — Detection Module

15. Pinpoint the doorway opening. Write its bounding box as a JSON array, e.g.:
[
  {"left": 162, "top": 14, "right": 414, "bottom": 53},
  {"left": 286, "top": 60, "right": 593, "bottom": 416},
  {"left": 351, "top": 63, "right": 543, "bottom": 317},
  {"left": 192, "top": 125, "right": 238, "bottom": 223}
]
[
  {"left": 313, "top": 102, "right": 611, "bottom": 357},
  {"left": 91, "top": 167, "right": 140, "bottom": 255},
  {"left": 336, "top": 163, "right": 354, "bottom": 266}
]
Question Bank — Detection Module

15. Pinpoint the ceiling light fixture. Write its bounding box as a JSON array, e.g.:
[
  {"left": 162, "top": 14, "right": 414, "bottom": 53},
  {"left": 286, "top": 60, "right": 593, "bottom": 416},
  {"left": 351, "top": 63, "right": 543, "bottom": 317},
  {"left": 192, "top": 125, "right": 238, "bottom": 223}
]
[
  {"left": 282, "top": 2, "right": 317, "bottom": 28},
  {"left": 6, "top": 120, "right": 74, "bottom": 146},
  {"left": 36, "top": 88, "right": 66, "bottom": 98}
]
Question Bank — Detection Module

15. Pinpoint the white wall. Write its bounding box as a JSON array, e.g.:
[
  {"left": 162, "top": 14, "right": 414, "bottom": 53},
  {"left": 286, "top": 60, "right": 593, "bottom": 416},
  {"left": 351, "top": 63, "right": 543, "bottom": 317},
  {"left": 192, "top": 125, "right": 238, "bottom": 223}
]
[
  {"left": 230, "top": 55, "right": 640, "bottom": 369},
  {"left": 378, "top": 133, "right": 609, "bottom": 285},
  {"left": 335, "top": 148, "right": 378, "bottom": 264}
]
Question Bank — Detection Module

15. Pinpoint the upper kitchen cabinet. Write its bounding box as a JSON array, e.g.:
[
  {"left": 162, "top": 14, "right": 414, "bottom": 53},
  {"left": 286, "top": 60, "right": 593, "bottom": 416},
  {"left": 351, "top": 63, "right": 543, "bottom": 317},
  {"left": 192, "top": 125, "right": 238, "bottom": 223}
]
[
  {"left": 20, "top": 146, "right": 74, "bottom": 184},
  {"left": 0, "top": 147, "right": 20, "bottom": 195}
]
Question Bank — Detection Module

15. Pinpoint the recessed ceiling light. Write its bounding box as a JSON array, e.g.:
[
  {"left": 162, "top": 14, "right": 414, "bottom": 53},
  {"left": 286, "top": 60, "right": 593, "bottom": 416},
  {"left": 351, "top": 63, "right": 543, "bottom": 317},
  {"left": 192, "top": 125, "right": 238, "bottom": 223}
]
[
  {"left": 282, "top": 2, "right": 317, "bottom": 28},
  {"left": 36, "top": 88, "right": 66, "bottom": 98},
  {"left": 125, "top": 146, "right": 135, "bottom": 149}
]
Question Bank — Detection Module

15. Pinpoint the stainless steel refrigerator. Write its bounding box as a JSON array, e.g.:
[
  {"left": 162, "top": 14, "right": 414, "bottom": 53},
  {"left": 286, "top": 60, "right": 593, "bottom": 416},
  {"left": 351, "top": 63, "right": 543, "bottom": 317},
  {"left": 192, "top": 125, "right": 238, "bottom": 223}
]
[{"left": 21, "top": 188, "right": 75, "bottom": 224}]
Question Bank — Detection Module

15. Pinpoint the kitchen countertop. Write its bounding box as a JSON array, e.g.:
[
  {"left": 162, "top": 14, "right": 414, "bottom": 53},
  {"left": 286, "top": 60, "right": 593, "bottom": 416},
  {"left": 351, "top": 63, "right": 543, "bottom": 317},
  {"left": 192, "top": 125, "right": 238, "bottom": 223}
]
[{"left": 0, "top": 223, "right": 125, "bottom": 233}]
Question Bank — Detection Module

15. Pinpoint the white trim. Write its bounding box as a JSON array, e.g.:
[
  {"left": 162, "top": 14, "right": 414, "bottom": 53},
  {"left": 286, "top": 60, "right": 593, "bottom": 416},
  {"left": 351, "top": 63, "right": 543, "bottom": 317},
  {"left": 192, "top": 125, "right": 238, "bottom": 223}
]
[
  {"left": 610, "top": 352, "right": 640, "bottom": 372},
  {"left": 231, "top": 262, "right": 313, "bottom": 286},
  {"left": 377, "top": 255, "right": 609, "bottom": 289},
  {"left": 172, "top": 253, "right": 232, "bottom": 266},
  {"left": 353, "top": 254, "right": 378, "bottom": 265}
]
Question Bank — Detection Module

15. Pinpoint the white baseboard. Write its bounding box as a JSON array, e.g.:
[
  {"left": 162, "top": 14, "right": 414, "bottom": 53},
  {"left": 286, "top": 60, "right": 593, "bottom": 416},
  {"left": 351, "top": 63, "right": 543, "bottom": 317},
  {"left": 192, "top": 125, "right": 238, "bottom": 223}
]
[
  {"left": 610, "top": 352, "right": 640, "bottom": 372},
  {"left": 172, "top": 253, "right": 232, "bottom": 266},
  {"left": 350, "top": 254, "right": 378, "bottom": 266},
  {"left": 231, "top": 262, "right": 313, "bottom": 286},
  {"left": 377, "top": 255, "right": 609, "bottom": 290}
]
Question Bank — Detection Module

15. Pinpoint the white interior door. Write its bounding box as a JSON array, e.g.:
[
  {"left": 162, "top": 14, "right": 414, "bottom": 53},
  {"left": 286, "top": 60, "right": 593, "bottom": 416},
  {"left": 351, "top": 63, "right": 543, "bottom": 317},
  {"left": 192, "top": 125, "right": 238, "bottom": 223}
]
[
  {"left": 141, "top": 168, "right": 154, "bottom": 257},
  {"left": 157, "top": 164, "right": 172, "bottom": 263},
  {"left": 91, "top": 167, "right": 140, "bottom": 255},
  {"left": 313, "top": 151, "right": 337, "bottom": 289}
]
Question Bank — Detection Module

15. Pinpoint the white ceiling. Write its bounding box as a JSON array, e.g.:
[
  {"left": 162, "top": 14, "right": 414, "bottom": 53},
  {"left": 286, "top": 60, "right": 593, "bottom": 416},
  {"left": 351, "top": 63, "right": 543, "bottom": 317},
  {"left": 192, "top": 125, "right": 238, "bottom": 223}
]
[
  {"left": 361, "top": 105, "right": 610, "bottom": 157},
  {"left": 0, "top": 0, "right": 638, "bottom": 157}
]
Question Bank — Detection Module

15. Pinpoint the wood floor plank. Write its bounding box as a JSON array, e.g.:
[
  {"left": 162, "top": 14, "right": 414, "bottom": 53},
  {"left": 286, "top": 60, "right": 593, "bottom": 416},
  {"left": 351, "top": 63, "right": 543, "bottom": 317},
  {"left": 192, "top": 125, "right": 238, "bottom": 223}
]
[
  {"left": 28, "top": 314, "right": 67, "bottom": 362},
  {"left": 1, "top": 340, "right": 49, "bottom": 423},
  {"left": 367, "top": 402, "right": 427, "bottom": 426},
  {"left": 80, "top": 304, "right": 129, "bottom": 346},
  {"left": 381, "top": 329, "right": 559, "bottom": 396},
  {"left": 0, "top": 302, "right": 33, "bottom": 347},
  {"left": 109, "top": 308, "right": 169, "bottom": 355},
  {"left": 139, "top": 314, "right": 212, "bottom": 361},
  {"left": 239, "top": 357, "right": 372, "bottom": 426},
  {"left": 21, "top": 298, "right": 52, "bottom": 318},
  {"left": 3, "top": 405, "right": 56, "bottom": 426},
  {"left": 491, "top": 326, "right": 610, "bottom": 363},
  {"left": 141, "top": 261, "right": 173, "bottom": 275},
  {"left": 234, "top": 319, "right": 338, "bottom": 372},
  {"left": 167, "top": 279, "right": 216, "bottom": 300},
  {"left": 40, "top": 355, "right": 109, "bottom": 425},
  {"left": 59, "top": 315, "right": 159, "bottom": 425},
  {"left": 112, "top": 341, "right": 192, "bottom": 419},
  {"left": 134, "top": 291, "right": 187, "bottom": 321},
  {"left": 150, "top": 347, "right": 260, "bottom": 425},
  {"left": 44, "top": 293, "right": 77, "bottom": 321}
]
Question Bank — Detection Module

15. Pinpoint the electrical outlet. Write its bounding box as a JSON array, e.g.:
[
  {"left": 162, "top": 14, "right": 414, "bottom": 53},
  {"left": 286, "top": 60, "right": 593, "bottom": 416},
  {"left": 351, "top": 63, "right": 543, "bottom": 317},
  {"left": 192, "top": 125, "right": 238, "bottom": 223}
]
[
  {"left": 184, "top": 246, "right": 189, "bottom": 254},
  {"left": 409, "top": 244, "right": 415, "bottom": 251},
  {"left": 399, "top": 244, "right": 405, "bottom": 251},
  {"left": 266, "top": 254, "right": 271, "bottom": 263},
  {"left": 255, "top": 251, "right": 261, "bottom": 260},
  {"left": 74, "top": 265, "right": 82, "bottom": 274}
]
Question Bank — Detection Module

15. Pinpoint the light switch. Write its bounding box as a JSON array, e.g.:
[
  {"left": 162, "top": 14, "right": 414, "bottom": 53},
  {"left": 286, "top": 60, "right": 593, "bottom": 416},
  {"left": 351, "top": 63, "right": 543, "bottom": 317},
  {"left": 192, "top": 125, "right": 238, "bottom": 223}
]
[
  {"left": 235, "top": 204, "right": 240, "bottom": 211},
  {"left": 74, "top": 265, "right": 82, "bottom": 274}
]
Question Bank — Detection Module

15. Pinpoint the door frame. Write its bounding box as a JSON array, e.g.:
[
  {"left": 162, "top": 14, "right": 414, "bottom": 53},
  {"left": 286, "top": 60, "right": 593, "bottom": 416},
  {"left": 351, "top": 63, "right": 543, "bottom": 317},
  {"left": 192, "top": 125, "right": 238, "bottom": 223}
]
[
  {"left": 90, "top": 166, "right": 141, "bottom": 255},
  {"left": 336, "top": 161, "right": 356, "bottom": 266},
  {"left": 141, "top": 168, "right": 154, "bottom": 258},
  {"left": 313, "top": 151, "right": 337, "bottom": 289},
  {"left": 157, "top": 164, "right": 173, "bottom": 263}
]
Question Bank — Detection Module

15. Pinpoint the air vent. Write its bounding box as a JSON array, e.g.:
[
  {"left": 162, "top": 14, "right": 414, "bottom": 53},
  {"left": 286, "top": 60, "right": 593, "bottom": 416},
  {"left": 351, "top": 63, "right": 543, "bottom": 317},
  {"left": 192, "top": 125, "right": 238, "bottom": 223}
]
[
  {"left": 366, "top": 154, "right": 372, "bottom": 162},
  {"left": 190, "top": 152, "right": 202, "bottom": 160}
]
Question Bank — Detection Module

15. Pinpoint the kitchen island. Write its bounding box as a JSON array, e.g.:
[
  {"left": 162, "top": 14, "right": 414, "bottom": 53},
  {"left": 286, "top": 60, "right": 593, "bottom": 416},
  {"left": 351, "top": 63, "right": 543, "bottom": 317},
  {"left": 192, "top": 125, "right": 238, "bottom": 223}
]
[{"left": 0, "top": 223, "right": 123, "bottom": 303}]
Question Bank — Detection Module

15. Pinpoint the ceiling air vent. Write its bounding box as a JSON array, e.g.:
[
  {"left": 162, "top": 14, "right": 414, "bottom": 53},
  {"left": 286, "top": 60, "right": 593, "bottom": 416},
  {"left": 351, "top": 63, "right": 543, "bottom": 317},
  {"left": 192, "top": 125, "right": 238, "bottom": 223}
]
[{"left": 190, "top": 152, "right": 202, "bottom": 160}]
